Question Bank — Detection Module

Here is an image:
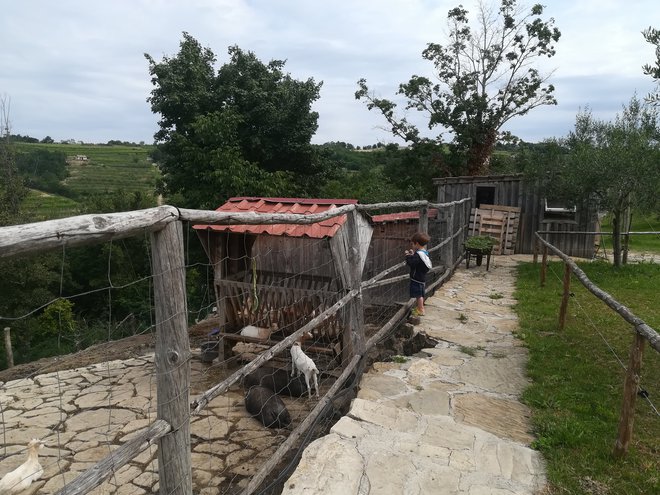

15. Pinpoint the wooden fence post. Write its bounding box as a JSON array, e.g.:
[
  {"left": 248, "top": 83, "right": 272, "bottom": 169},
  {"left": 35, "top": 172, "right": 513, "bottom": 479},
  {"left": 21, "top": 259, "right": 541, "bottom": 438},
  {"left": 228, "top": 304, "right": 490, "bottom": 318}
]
[
  {"left": 342, "top": 209, "right": 365, "bottom": 363},
  {"left": 418, "top": 206, "right": 428, "bottom": 234},
  {"left": 540, "top": 245, "right": 548, "bottom": 287},
  {"left": 558, "top": 263, "right": 571, "bottom": 330},
  {"left": 458, "top": 200, "right": 467, "bottom": 254},
  {"left": 613, "top": 332, "right": 646, "bottom": 458},
  {"left": 4, "top": 327, "right": 14, "bottom": 368},
  {"left": 533, "top": 236, "right": 539, "bottom": 264},
  {"left": 150, "top": 221, "right": 192, "bottom": 495},
  {"left": 447, "top": 203, "right": 456, "bottom": 265}
]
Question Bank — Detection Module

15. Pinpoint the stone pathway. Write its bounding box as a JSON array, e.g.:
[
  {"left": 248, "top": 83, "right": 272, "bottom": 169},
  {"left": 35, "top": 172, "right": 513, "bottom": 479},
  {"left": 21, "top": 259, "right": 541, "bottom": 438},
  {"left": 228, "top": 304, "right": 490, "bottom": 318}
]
[{"left": 282, "top": 255, "right": 546, "bottom": 494}]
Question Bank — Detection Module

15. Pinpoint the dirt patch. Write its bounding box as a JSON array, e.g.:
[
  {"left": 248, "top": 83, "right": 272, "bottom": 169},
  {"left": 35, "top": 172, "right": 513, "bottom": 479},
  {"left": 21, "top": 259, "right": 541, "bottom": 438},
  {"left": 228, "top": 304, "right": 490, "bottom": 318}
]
[{"left": 0, "top": 334, "right": 155, "bottom": 383}]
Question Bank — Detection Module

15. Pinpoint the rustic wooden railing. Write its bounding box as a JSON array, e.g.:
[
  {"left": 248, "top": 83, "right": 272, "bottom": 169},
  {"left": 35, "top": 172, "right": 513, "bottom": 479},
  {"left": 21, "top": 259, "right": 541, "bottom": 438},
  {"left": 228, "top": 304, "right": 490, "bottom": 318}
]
[
  {"left": 534, "top": 233, "right": 659, "bottom": 458},
  {"left": 0, "top": 198, "right": 471, "bottom": 495}
]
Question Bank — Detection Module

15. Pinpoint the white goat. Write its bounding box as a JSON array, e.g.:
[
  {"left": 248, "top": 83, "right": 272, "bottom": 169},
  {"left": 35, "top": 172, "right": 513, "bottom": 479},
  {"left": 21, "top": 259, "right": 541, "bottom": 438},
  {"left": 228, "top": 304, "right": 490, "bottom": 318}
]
[
  {"left": 0, "top": 439, "right": 44, "bottom": 495},
  {"left": 290, "top": 335, "right": 319, "bottom": 398}
]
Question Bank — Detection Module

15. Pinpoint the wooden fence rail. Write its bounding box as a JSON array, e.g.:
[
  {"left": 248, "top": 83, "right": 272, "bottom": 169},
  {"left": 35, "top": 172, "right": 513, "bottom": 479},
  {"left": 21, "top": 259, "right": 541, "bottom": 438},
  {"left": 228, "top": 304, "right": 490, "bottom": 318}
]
[
  {"left": 534, "top": 233, "right": 659, "bottom": 458},
  {"left": 0, "top": 198, "right": 471, "bottom": 495}
]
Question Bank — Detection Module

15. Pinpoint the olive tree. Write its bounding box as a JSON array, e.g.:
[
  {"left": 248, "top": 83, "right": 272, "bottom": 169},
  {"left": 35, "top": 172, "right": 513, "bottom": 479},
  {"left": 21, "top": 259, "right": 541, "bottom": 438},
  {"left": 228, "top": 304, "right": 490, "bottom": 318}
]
[
  {"left": 643, "top": 26, "right": 660, "bottom": 104},
  {"left": 524, "top": 97, "right": 660, "bottom": 266},
  {"left": 356, "top": 0, "right": 560, "bottom": 175}
]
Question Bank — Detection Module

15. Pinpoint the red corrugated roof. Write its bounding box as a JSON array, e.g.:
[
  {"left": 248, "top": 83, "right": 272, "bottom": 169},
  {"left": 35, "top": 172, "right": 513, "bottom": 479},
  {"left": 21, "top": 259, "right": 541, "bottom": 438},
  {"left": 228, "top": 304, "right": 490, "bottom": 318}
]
[
  {"left": 371, "top": 208, "right": 438, "bottom": 223},
  {"left": 192, "top": 197, "right": 358, "bottom": 239}
]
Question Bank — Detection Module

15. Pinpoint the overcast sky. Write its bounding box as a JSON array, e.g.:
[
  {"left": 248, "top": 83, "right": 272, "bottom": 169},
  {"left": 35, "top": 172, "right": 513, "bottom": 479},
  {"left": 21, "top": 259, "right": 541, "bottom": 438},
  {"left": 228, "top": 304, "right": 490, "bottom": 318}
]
[{"left": 1, "top": 0, "right": 657, "bottom": 146}]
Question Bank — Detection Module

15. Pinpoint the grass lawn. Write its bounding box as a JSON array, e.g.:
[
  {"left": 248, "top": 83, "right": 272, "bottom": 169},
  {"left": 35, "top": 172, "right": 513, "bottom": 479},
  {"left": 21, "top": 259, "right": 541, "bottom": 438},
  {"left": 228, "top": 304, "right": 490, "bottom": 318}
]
[{"left": 515, "top": 260, "right": 659, "bottom": 494}]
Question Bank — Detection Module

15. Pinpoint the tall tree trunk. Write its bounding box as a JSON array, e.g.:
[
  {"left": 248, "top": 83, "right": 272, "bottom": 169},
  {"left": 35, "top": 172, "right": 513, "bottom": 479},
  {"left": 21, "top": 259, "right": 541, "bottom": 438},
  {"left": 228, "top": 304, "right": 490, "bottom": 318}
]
[
  {"left": 622, "top": 209, "right": 632, "bottom": 265},
  {"left": 612, "top": 209, "right": 622, "bottom": 267},
  {"left": 466, "top": 129, "right": 496, "bottom": 176}
]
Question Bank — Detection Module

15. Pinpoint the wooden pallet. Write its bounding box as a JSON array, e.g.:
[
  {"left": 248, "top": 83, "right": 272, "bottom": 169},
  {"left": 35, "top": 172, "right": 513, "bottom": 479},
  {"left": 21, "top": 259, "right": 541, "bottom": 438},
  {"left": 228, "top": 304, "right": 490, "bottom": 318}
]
[{"left": 468, "top": 204, "right": 521, "bottom": 255}]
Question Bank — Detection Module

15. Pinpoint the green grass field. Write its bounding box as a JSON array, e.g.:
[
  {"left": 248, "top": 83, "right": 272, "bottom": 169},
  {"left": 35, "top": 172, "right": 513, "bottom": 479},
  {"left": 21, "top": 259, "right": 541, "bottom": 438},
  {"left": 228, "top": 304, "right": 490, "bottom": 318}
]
[
  {"left": 515, "top": 261, "right": 659, "bottom": 494},
  {"left": 599, "top": 211, "right": 660, "bottom": 255},
  {"left": 22, "top": 189, "right": 81, "bottom": 220},
  {"left": 16, "top": 142, "right": 161, "bottom": 219}
]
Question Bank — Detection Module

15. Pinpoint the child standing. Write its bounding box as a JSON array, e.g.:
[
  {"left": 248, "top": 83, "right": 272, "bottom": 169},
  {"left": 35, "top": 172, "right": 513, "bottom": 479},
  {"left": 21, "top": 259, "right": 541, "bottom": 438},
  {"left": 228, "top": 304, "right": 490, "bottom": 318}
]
[{"left": 405, "top": 232, "right": 432, "bottom": 317}]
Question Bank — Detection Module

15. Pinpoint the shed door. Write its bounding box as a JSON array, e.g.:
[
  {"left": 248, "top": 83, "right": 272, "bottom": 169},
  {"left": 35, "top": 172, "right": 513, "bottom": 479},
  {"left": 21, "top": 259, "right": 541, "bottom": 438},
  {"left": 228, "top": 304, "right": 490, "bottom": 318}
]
[{"left": 475, "top": 186, "right": 495, "bottom": 208}]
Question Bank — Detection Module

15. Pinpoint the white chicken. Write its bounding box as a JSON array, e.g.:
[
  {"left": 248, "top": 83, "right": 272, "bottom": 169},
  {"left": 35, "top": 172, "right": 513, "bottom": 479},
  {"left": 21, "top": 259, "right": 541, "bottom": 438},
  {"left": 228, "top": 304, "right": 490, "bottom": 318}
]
[{"left": 0, "top": 439, "right": 44, "bottom": 495}]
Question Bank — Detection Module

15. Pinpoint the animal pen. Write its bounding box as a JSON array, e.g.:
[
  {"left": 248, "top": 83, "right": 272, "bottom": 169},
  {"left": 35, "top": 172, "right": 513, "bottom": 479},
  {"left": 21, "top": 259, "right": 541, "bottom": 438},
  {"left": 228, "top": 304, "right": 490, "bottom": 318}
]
[{"left": 0, "top": 198, "right": 471, "bottom": 495}]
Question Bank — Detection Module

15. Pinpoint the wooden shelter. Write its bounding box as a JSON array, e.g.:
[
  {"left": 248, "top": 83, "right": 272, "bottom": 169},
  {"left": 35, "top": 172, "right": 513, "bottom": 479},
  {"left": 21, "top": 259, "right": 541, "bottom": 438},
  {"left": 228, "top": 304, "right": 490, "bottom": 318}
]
[
  {"left": 364, "top": 209, "right": 440, "bottom": 306},
  {"left": 193, "top": 197, "right": 373, "bottom": 355},
  {"left": 434, "top": 174, "right": 599, "bottom": 258}
]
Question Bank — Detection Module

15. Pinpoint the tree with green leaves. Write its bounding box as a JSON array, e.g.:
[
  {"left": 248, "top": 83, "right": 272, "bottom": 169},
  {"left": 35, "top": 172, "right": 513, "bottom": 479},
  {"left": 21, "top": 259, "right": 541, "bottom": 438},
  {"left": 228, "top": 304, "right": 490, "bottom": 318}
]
[
  {"left": 356, "top": 0, "right": 560, "bottom": 176},
  {"left": 643, "top": 26, "right": 660, "bottom": 104},
  {"left": 523, "top": 97, "right": 660, "bottom": 267},
  {"left": 0, "top": 96, "right": 27, "bottom": 225},
  {"left": 145, "top": 33, "right": 325, "bottom": 208}
]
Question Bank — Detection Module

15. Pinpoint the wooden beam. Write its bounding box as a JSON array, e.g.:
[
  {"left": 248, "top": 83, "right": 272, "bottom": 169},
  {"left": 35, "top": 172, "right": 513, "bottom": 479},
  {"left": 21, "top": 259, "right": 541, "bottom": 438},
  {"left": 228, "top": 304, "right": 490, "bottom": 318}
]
[
  {"left": 53, "top": 420, "right": 171, "bottom": 495},
  {"left": 0, "top": 206, "right": 179, "bottom": 259},
  {"left": 178, "top": 204, "right": 356, "bottom": 225}
]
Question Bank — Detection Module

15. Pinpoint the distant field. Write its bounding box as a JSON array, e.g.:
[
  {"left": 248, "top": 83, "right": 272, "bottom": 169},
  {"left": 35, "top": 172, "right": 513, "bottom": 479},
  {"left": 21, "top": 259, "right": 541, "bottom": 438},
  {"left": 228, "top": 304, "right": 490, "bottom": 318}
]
[
  {"left": 22, "top": 189, "right": 81, "bottom": 220},
  {"left": 16, "top": 142, "right": 160, "bottom": 199}
]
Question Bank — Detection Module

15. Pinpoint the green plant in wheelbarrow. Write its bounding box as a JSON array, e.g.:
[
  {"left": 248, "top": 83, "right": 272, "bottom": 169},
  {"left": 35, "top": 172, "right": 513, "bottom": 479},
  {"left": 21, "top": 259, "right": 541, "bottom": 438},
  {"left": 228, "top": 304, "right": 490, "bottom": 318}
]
[
  {"left": 465, "top": 235, "right": 498, "bottom": 251},
  {"left": 464, "top": 235, "right": 498, "bottom": 267}
]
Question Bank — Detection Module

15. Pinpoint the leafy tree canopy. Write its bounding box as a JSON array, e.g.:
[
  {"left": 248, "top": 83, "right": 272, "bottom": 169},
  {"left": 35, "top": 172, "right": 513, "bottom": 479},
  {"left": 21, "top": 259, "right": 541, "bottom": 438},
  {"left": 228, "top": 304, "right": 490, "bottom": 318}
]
[
  {"left": 15, "top": 148, "right": 69, "bottom": 194},
  {"left": 145, "top": 33, "right": 325, "bottom": 208},
  {"left": 356, "top": 0, "right": 560, "bottom": 176}
]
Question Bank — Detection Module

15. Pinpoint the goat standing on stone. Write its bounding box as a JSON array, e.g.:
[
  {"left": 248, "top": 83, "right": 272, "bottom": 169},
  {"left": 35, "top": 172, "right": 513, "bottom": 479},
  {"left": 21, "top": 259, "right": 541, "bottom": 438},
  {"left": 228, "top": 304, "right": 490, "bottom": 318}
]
[{"left": 290, "top": 334, "right": 319, "bottom": 399}]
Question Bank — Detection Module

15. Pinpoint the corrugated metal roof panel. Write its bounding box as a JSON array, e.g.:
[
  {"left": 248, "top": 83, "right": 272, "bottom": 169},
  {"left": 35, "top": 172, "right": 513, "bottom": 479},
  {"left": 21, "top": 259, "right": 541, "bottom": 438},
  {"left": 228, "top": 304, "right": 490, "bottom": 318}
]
[{"left": 192, "top": 197, "right": 358, "bottom": 239}]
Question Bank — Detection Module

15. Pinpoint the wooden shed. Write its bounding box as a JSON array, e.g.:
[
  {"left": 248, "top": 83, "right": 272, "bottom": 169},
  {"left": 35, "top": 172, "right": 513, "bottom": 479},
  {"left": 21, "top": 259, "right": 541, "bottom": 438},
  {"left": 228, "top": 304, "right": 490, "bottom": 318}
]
[
  {"left": 434, "top": 174, "right": 599, "bottom": 258},
  {"left": 193, "top": 197, "right": 373, "bottom": 351}
]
